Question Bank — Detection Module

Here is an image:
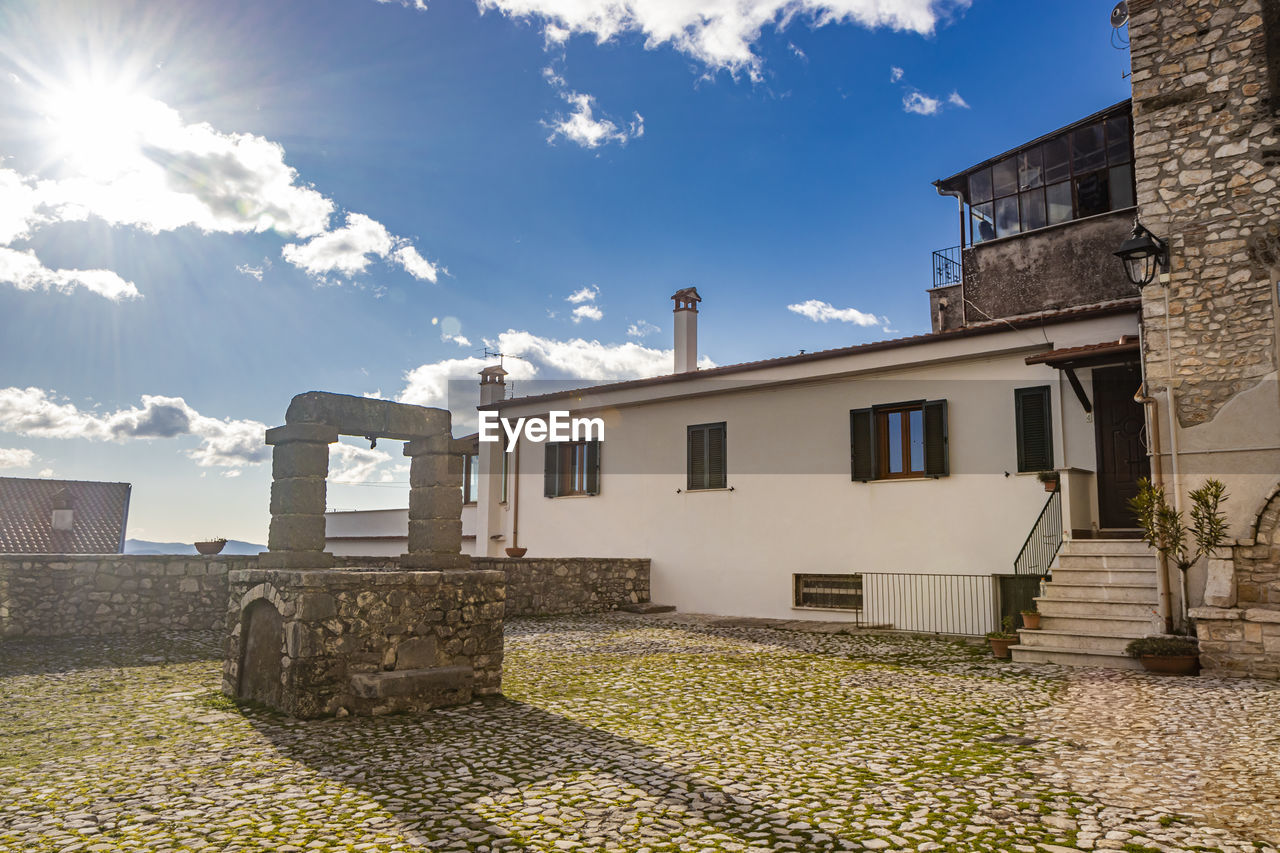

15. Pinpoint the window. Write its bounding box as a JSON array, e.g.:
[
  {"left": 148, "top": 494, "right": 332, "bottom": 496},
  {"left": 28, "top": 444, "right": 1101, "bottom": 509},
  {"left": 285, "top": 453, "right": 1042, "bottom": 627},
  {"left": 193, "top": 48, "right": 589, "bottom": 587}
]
[
  {"left": 543, "top": 440, "right": 601, "bottom": 497},
  {"left": 850, "top": 400, "right": 949, "bottom": 481},
  {"left": 795, "top": 573, "right": 863, "bottom": 610},
  {"left": 967, "top": 111, "right": 1134, "bottom": 244},
  {"left": 687, "top": 422, "right": 727, "bottom": 490},
  {"left": 462, "top": 453, "right": 479, "bottom": 504},
  {"left": 1015, "top": 386, "right": 1054, "bottom": 473}
]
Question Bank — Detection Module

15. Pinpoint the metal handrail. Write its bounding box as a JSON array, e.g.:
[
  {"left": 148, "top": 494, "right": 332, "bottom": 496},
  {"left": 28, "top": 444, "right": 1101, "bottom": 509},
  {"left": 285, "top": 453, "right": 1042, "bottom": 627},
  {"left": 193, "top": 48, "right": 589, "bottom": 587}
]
[
  {"left": 931, "top": 246, "right": 962, "bottom": 288},
  {"left": 1013, "top": 488, "right": 1063, "bottom": 576}
]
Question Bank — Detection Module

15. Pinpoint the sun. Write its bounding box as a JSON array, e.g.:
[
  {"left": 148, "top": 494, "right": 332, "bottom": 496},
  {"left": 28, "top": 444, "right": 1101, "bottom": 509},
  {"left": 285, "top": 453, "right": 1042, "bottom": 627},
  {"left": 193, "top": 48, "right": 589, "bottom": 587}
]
[{"left": 42, "top": 75, "right": 159, "bottom": 179}]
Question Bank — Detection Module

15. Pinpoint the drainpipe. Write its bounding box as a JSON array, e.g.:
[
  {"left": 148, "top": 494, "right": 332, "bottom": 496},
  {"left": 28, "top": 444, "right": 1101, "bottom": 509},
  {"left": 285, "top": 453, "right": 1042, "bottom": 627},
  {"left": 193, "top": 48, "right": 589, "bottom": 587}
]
[
  {"left": 1161, "top": 284, "right": 1188, "bottom": 630},
  {"left": 934, "top": 183, "right": 967, "bottom": 327},
  {"left": 510, "top": 437, "right": 521, "bottom": 550},
  {"left": 1135, "top": 315, "right": 1174, "bottom": 633}
]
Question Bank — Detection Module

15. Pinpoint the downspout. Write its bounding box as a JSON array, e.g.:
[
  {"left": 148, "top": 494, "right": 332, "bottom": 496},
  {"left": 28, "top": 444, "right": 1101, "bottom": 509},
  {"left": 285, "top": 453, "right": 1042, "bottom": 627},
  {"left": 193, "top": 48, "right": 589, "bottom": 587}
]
[
  {"left": 510, "top": 438, "right": 520, "bottom": 550},
  {"left": 1134, "top": 316, "right": 1174, "bottom": 633},
  {"left": 934, "top": 182, "right": 968, "bottom": 327},
  {"left": 1162, "top": 284, "right": 1188, "bottom": 629}
]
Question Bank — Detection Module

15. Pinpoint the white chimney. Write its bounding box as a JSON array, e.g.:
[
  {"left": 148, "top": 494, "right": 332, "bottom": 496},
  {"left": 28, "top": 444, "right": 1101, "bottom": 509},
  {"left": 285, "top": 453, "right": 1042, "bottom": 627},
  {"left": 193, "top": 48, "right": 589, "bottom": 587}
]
[
  {"left": 672, "top": 287, "right": 701, "bottom": 373},
  {"left": 478, "top": 364, "right": 508, "bottom": 406}
]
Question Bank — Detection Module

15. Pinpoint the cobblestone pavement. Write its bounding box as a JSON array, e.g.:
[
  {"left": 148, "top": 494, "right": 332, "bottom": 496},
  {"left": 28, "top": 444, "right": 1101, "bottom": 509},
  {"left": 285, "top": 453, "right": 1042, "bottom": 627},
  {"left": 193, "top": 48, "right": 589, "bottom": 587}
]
[{"left": 1, "top": 613, "right": 1278, "bottom": 852}]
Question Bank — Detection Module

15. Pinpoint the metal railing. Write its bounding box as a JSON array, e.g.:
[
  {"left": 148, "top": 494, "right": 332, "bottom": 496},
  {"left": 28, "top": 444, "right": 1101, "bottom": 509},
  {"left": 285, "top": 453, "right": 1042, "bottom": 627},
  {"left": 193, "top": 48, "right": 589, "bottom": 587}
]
[
  {"left": 795, "top": 572, "right": 998, "bottom": 636},
  {"left": 931, "top": 245, "right": 962, "bottom": 288},
  {"left": 1013, "top": 489, "right": 1063, "bottom": 576}
]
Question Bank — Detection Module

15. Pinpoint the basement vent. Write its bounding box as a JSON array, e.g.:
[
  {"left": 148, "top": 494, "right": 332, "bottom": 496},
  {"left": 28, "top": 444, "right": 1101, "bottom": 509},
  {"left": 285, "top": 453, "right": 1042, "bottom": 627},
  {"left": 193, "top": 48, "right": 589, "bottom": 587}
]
[{"left": 794, "top": 573, "right": 863, "bottom": 611}]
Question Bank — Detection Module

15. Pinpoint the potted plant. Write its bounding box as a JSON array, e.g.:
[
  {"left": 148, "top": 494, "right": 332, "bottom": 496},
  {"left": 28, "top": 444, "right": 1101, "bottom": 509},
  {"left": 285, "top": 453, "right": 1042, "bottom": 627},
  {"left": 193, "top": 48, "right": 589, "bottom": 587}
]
[
  {"left": 195, "top": 538, "right": 227, "bottom": 555},
  {"left": 1125, "top": 635, "right": 1201, "bottom": 675},
  {"left": 1036, "top": 470, "right": 1060, "bottom": 492},
  {"left": 986, "top": 615, "right": 1018, "bottom": 659},
  {"left": 504, "top": 546, "right": 527, "bottom": 558},
  {"left": 1128, "top": 477, "right": 1229, "bottom": 634},
  {"left": 1020, "top": 601, "right": 1042, "bottom": 630}
]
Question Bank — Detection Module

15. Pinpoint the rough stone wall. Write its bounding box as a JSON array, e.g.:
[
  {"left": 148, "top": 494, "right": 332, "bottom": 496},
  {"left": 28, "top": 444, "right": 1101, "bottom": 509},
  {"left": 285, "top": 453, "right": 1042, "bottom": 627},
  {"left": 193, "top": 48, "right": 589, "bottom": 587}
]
[
  {"left": 0, "top": 555, "right": 251, "bottom": 638},
  {"left": 465, "top": 557, "right": 650, "bottom": 616},
  {"left": 960, "top": 210, "right": 1138, "bottom": 323},
  {"left": 222, "top": 567, "right": 504, "bottom": 718},
  {"left": 1129, "top": 0, "right": 1280, "bottom": 427}
]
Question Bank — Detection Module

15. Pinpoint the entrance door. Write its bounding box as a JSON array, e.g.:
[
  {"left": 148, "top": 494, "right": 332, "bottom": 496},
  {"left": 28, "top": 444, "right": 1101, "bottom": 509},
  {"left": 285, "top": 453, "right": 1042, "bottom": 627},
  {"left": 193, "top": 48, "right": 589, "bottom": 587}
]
[{"left": 1094, "top": 363, "right": 1151, "bottom": 529}]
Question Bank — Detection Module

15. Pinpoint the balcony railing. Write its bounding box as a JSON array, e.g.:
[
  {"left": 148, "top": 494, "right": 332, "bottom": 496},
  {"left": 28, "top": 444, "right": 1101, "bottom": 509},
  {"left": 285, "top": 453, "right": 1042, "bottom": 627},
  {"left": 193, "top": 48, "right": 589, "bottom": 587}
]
[{"left": 931, "top": 245, "right": 962, "bottom": 288}]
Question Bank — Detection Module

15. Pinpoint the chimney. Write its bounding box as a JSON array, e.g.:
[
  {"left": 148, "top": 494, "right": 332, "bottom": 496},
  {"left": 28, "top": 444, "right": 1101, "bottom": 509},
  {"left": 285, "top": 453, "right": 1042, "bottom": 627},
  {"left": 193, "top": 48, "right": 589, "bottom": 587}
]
[
  {"left": 479, "top": 364, "right": 508, "bottom": 407},
  {"left": 51, "top": 487, "right": 74, "bottom": 532},
  {"left": 671, "top": 287, "right": 701, "bottom": 373}
]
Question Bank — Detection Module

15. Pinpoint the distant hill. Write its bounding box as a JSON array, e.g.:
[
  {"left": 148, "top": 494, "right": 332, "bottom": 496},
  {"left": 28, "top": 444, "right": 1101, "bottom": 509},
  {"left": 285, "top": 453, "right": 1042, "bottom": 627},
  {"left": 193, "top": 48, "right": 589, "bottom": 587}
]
[{"left": 124, "top": 538, "right": 264, "bottom": 556}]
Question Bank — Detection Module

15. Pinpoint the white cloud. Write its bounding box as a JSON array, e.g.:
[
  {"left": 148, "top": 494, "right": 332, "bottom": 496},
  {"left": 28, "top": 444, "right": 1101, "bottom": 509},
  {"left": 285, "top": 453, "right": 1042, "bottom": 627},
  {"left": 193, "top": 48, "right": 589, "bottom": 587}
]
[
  {"left": 477, "top": 0, "right": 965, "bottom": 79},
  {"left": 329, "top": 441, "right": 395, "bottom": 483},
  {"left": 392, "top": 244, "right": 440, "bottom": 283},
  {"left": 37, "top": 468, "right": 54, "bottom": 478},
  {"left": 0, "top": 246, "right": 140, "bottom": 301},
  {"left": 282, "top": 213, "right": 393, "bottom": 277},
  {"left": 0, "top": 387, "right": 269, "bottom": 468},
  {"left": 236, "top": 263, "right": 264, "bottom": 281},
  {"left": 890, "top": 65, "right": 904, "bottom": 82},
  {"left": 566, "top": 284, "right": 599, "bottom": 303},
  {"left": 947, "top": 90, "right": 969, "bottom": 108},
  {"left": 902, "top": 91, "right": 941, "bottom": 115},
  {"left": 545, "top": 92, "right": 644, "bottom": 149},
  {"left": 0, "top": 447, "right": 35, "bottom": 469},
  {"left": 787, "top": 299, "right": 887, "bottom": 328},
  {"left": 572, "top": 304, "right": 603, "bottom": 323},
  {"left": 446, "top": 334, "right": 473, "bottom": 347},
  {"left": 626, "top": 319, "right": 660, "bottom": 337}
]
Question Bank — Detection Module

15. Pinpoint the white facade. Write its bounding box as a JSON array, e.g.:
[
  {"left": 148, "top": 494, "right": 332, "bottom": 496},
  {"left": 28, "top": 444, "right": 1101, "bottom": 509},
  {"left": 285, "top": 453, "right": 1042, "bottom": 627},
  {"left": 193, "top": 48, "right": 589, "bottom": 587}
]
[
  {"left": 325, "top": 499, "right": 478, "bottom": 558},
  {"left": 474, "top": 308, "right": 1141, "bottom": 624}
]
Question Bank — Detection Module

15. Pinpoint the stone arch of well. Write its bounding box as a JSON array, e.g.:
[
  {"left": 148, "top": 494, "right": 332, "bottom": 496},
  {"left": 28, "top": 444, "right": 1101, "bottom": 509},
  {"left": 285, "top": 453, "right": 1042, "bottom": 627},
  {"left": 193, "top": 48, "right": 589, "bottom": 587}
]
[{"left": 261, "top": 391, "right": 470, "bottom": 571}]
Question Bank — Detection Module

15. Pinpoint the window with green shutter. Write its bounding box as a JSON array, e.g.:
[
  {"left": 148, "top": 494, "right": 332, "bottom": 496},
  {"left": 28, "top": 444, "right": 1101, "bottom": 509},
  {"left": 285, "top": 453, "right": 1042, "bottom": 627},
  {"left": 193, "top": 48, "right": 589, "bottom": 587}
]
[
  {"left": 1014, "top": 386, "right": 1053, "bottom": 473},
  {"left": 850, "top": 400, "right": 948, "bottom": 481},
  {"left": 543, "top": 440, "right": 601, "bottom": 497},
  {"left": 687, "top": 422, "right": 726, "bottom": 490}
]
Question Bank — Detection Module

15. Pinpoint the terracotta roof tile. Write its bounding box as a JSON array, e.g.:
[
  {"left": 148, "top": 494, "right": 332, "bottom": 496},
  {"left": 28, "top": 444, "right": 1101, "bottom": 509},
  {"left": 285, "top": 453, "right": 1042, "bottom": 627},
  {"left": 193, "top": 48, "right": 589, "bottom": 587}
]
[{"left": 0, "top": 477, "right": 131, "bottom": 554}]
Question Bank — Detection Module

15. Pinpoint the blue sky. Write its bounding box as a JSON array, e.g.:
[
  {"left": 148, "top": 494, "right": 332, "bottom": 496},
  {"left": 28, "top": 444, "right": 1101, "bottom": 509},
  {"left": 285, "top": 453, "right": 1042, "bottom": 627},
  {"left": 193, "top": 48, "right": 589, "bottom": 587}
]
[{"left": 0, "top": 0, "right": 1132, "bottom": 543}]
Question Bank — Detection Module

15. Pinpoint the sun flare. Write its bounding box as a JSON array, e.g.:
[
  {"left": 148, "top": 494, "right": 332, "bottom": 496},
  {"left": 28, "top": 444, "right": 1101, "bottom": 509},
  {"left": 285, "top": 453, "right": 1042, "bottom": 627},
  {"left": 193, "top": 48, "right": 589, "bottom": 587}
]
[{"left": 42, "top": 76, "right": 158, "bottom": 179}]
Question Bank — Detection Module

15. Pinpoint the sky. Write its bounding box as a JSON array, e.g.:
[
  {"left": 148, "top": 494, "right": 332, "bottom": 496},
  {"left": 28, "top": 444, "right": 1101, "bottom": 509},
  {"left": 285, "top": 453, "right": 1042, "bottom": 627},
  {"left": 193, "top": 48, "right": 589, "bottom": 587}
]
[{"left": 0, "top": 0, "right": 1133, "bottom": 544}]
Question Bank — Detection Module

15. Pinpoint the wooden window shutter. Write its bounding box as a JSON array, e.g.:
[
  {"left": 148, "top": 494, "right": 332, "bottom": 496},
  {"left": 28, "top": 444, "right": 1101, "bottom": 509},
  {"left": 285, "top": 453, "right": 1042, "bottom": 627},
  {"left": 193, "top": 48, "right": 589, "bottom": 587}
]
[
  {"left": 922, "top": 399, "right": 949, "bottom": 477},
  {"left": 543, "top": 442, "right": 560, "bottom": 497},
  {"left": 850, "top": 407, "right": 875, "bottom": 481},
  {"left": 585, "top": 440, "right": 601, "bottom": 495},
  {"left": 687, "top": 426, "right": 705, "bottom": 490},
  {"left": 1015, "top": 386, "right": 1053, "bottom": 472},
  {"left": 707, "top": 424, "right": 726, "bottom": 489}
]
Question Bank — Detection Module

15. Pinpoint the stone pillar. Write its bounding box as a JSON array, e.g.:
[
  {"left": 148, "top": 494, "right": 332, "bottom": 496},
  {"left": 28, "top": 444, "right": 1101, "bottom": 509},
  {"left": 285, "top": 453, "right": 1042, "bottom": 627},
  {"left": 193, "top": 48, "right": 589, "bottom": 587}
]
[
  {"left": 260, "top": 423, "right": 338, "bottom": 569},
  {"left": 401, "top": 434, "right": 469, "bottom": 570}
]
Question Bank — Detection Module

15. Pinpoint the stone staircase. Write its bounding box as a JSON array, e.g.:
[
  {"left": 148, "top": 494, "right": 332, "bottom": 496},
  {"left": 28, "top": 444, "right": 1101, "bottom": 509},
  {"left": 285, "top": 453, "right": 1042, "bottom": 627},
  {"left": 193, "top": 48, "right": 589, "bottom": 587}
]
[{"left": 1011, "top": 539, "right": 1164, "bottom": 670}]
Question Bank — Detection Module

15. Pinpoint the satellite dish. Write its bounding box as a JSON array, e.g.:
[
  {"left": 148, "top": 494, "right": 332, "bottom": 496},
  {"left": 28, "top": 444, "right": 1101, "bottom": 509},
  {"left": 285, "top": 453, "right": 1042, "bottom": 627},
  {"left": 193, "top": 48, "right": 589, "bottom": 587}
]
[{"left": 1110, "top": 0, "right": 1129, "bottom": 28}]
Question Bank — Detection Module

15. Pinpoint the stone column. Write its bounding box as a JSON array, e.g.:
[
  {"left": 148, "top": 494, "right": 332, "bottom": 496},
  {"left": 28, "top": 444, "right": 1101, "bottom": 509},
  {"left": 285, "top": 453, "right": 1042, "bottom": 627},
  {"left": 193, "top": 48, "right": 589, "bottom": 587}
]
[
  {"left": 402, "top": 435, "right": 469, "bottom": 570},
  {"left": 260, "top": 423, "right": 339, "bottom": 569}
]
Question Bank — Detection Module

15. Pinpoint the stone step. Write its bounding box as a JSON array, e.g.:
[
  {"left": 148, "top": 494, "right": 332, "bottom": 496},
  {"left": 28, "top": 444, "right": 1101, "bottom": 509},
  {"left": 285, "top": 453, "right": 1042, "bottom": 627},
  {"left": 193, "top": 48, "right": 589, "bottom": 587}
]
[
  {"left": 1014, "top": 629, "right": 1137, "bottom": 653},
  {"left": 1055, "top": 554, "right": 1159, "bottom": 571},
  {"left": 1036, "top": 613, "right": 1157, "bottom": 636},
  {"left": 1010, "top": 644, "right": 1144, "bottom": 670},
  {"left": 619, "top": 602, "right": 676, "bottom": 614},
  {"left": 1048, "top": 566, "right": 1157, "bottom": 586},
  {"left": 1060, "top": 539, "right": 1156, "bottom": 557},
  {"left": 1036, "top": 597, "right": 1159, "bottom": 619},
  {"left": 1041, "top": 582, "right": 1158, "bottom": 603}
]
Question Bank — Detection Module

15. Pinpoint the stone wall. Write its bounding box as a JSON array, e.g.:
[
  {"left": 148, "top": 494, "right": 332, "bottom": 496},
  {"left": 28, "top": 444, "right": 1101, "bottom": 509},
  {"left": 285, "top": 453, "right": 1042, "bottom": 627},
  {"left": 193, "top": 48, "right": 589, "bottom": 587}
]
[
  {"left": 0, "top": 555, "right": 251, "bottom": 637},
  {"left": 222, "top": 567, "right": 504, "bottom": 718},
  {"left": 1129, "top": 0, "right": 1280, "bottom": 427},
  {"left": 467, "top": 557, "right": 650, "bottom": 616}
]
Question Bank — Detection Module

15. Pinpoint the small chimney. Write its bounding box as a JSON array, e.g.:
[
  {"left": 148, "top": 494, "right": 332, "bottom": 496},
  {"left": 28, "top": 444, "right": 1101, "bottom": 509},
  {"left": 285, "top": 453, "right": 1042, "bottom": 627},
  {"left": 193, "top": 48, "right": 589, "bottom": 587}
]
[
  {"left": 479, "top": 364, "right": 508, "bottom": 407},
  {"left": 672, "top": 287, "right": 701, "bottom": 373},
  {"left": 51, "top": 487, "right": 74, "bottom": 533}
]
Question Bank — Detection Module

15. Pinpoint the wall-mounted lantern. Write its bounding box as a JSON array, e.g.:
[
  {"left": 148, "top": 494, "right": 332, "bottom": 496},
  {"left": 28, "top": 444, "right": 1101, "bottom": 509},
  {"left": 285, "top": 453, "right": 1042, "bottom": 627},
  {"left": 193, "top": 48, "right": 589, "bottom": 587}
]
[{"left": 1114, "top": 219, "right": 1169, "bottom": 287}]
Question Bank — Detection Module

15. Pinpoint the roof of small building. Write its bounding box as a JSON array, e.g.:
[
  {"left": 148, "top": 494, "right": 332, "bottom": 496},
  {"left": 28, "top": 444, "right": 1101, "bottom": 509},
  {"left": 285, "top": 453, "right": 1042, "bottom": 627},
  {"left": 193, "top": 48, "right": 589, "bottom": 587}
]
[
  {"left": 0, "top": 477, "right": 132, "bottom": 554},
  {"left": 484, "top": 297, "right": 1141, "bottom": 410},
  {"left": 1024, "top": 335, "right": 1140, "bottom": 366}
]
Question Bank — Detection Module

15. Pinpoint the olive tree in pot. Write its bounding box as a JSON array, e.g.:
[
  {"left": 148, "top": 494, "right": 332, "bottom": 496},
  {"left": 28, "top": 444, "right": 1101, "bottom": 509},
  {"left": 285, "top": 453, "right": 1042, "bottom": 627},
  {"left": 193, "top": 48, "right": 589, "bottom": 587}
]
[{"left": 1126, "top": 477, "right": 1229, "bottom": 674}]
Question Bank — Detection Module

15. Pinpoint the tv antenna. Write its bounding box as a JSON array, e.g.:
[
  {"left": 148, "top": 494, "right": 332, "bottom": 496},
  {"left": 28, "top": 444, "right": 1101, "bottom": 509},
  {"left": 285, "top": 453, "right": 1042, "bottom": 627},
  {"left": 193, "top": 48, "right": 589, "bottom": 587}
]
[
  {"left": 482, "top": 346, "right": 528, "bottom": 368},
  {"left": 1110, "top": 1, "right": 1131, "bottom": 55}
]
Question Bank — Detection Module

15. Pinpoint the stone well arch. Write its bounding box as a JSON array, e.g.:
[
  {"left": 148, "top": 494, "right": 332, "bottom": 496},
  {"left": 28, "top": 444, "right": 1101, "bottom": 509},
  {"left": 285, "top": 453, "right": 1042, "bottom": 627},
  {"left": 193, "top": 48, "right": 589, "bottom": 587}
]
[{"left": 261, "top": 391, "right": 471, "bottom": 570}]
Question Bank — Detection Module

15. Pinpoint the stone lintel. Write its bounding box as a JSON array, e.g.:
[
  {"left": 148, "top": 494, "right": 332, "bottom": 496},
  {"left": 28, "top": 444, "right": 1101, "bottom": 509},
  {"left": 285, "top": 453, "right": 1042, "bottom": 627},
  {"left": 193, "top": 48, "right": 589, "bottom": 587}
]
[
  {"left": 286, "top": 391, "right": 450, "bottom": 441},
  {"left": 266, "top": 423, "right": 340, "bottom": 445}
]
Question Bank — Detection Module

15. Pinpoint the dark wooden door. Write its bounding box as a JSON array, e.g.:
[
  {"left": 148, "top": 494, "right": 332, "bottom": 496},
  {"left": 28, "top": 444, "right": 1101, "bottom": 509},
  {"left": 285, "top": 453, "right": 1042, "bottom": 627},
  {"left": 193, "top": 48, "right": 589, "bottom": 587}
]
[{"left": 1094, "top": 364, "right": 1151, "bottom": 529}]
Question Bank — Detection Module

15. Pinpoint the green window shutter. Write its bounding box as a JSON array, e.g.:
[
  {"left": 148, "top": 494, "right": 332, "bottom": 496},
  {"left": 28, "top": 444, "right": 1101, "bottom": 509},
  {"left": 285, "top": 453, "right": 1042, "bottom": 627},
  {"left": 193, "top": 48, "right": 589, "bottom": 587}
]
[
  {"left": 708, "top": 424, "right": 726, "bottom": 489},
  {"left": 922, "top": 399, "right": 949, "bottom": 477},
  {"left": 850, "top": 407, "right": 875, "bottom": 481},
  {"left": 687, "top": 426, "right": 705, "bottom": 490},
  {"left": 1015, "top": 386, "right": 1053, "bottom": 472},
  {"left": 543, "top": 443, "right": 559, "bottom": 497},
  {"left": 585, "top": 440, "right": 601, "bottom": 495}
]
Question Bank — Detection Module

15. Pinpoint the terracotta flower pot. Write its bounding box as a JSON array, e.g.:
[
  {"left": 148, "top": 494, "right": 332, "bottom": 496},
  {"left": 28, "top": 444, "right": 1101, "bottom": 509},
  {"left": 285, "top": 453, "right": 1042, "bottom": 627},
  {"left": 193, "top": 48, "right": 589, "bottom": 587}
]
[
  {"left": 1043, "top": 480, "right": 1059, "bottom": 492},
  {"left": 1138, "top": 654, "right": 1200, "bottom": 676},
  {"left": 1021, "top": 611, "right": 1042, "bottom": 630},
  {"left": 505, "top": 546, "right": 527, "bottom": 558},
  {"left": 195, "top": 539, "right": 226, "bottom": 555},
  {"left": 988, "top": 636, "right": 1016, "bottom": 659}
]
